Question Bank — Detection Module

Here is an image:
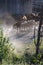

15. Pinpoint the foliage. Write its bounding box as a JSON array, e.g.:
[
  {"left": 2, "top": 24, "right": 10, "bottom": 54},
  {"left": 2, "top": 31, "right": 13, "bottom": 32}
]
[
  {"left": 0, "top": 29, "right": 16, "bottom": 65},
  {"left": 22, "top": 51, "right": 43, "bottom": 65},
  {"left": 0, "top": 29, "right": 10, "bottom": 63}
]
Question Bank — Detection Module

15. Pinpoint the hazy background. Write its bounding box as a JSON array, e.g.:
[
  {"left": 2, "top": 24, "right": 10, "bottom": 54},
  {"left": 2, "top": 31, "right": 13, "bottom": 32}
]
[{"left": 0, "top": 0, "right": 33, "bottom": 14}]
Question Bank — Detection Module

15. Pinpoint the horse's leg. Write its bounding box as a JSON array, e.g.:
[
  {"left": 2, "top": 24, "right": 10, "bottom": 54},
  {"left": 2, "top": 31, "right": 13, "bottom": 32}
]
[
  {"left": 23, "top": 26, "right": 25, "bottom": 31},
  {"left": 18, "top": 28, "right": 19, "bottom": 33},
  {"left": 16, "top": 27, "right": 18, "bottom": 33},
  {"left": 24, "top": 25, "right": 26, "bottom": 31},
  {"left": 19, "top": 26, "right": 21, "bottom": 32}
]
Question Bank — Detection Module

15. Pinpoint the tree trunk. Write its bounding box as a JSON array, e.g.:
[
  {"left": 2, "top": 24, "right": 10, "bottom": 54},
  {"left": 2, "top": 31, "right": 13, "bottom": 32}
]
[
  {"left": 0, "top": 59, "right": 2, "bottom": 65},
  {"left": 36, "top": 15, "right": 42, "bottom": 55}
]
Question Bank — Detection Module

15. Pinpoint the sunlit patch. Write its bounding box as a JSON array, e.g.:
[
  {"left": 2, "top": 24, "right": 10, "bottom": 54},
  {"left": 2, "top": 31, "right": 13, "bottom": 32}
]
[
  {"left": 10, "top": 40, "right": 24, "bottom": 54},
  {"left": 23, "top": 15, "right": 27, "bottom": 20},
  {"left": 3, "top": 25, "right": 13, "bottom": 37}
]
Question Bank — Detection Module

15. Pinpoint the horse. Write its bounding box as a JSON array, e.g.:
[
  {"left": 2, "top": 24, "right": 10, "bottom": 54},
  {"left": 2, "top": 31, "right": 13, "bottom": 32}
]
[{"left": 13, "top": 22, "right": 21, "bottom": 32}]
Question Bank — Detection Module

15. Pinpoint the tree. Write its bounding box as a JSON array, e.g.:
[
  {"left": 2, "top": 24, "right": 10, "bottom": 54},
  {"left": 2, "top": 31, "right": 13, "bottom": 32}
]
[
  {"left": 36, "top": 6, "right": 43, "bottom": 56},
  {"left": 33, "top": 1, "right": 43, "bottom": 56},
  {"left": 36, "top": 14, "right": 42, "bottom": 55}
]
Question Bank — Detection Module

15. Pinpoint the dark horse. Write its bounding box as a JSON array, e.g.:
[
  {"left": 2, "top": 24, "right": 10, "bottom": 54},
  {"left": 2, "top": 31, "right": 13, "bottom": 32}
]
[{"left": 13, "top": 22, "right": 21, "bottom": 32}]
